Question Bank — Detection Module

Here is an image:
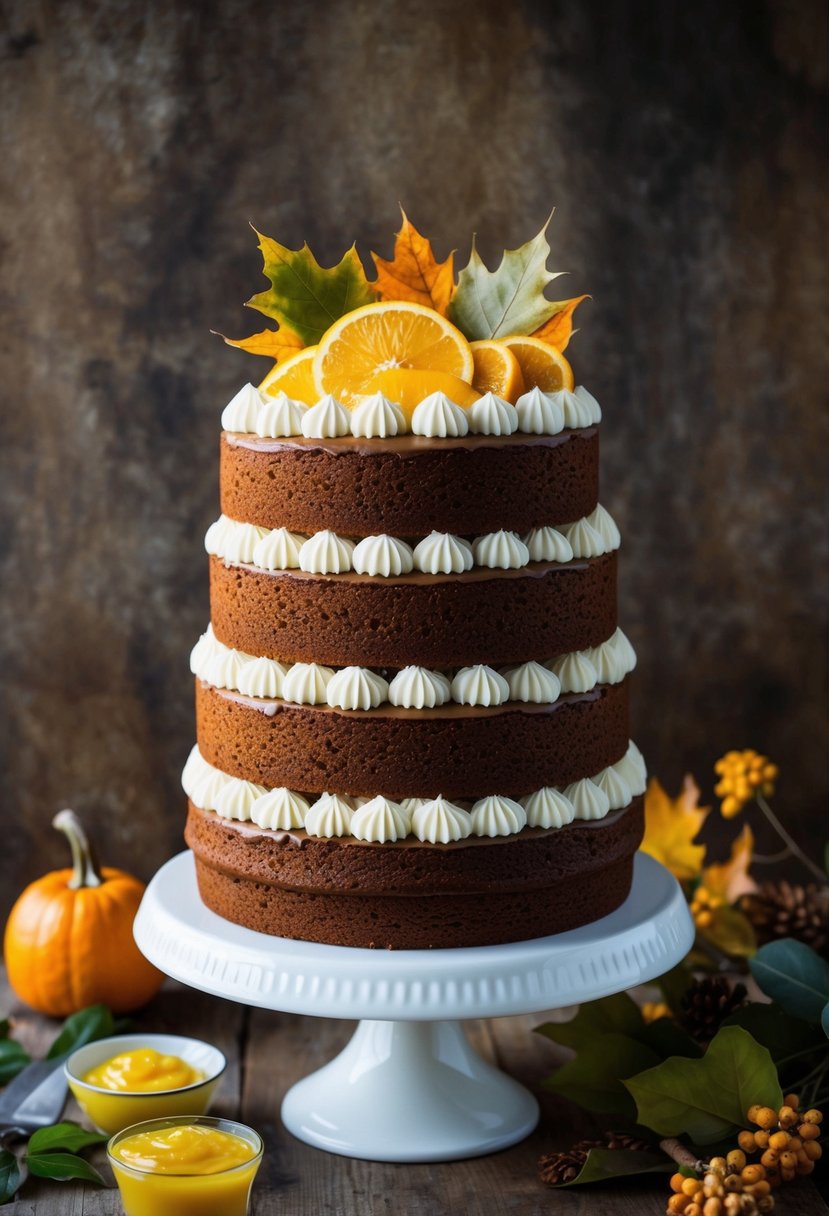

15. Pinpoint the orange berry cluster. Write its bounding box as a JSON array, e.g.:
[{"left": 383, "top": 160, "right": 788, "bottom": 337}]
[
  {"left": 689, "top": 885, "right": 728, "bottom": 930},
  {"left": 665, "top": 1097, "right": 822, "bottom": 1216},
  {"left": 714, "top": 750, "right": 777, "bottom": 818},
  {"left": 740, "top": 1098, "right": 822, "bottom": 1184},
  {"left": 668, "top": 1152, "right": 774, "bottom": 1215},
  {"left": 642, "top": 999, "right": 672, "bottom": 1023}
]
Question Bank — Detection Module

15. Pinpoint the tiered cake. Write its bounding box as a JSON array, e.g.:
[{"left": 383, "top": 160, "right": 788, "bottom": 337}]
[{"left": 182, "top": 219, "right": 646, "bottom": 949}]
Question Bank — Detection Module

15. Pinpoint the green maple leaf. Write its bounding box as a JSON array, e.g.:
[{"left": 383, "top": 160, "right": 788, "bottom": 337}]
[
  {"left": 555, "top": 1147, "right": 672, "bottom": 1188},
  {"left": 247, "top": 229, "right": 376, "bottom": 345},
  {"left": 448, "top": 216, "right": 565, "bottom": 340},
  {"left": 623, "top": 1026, "right": 782, "bottom": 1145}
]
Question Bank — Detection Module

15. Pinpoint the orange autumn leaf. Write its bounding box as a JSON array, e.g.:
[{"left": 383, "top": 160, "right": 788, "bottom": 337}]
[
  {"left": 371, "top": 209, "right": 455, "bottom": 316},
  {"left": 215, "top": 325, "right": 304, "bottom": 362},
  {"left": 703, "top": 825, "right": 757, "bottom": 903},
  {"left": 531, "top": 295, "right": 590, "bottom": 351},
  {"left": 640, "top": 775, "right": 708, "bottom": 883}
]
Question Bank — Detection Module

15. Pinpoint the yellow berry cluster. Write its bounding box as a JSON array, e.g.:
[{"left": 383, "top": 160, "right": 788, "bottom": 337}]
[
  {"left": 714, "top": 750, "right": 777, "bottom": 818},
  {"left": 689, "top": 885, "right": 728, "bottom": 930},
  {"left": 665, "top": 1097, "right": 822, "bottom": 1216},
  {"left": 668, "top": 1151, "right": 774, "bottom": 1215},
  {"left": 642, "top": 1000, "right": 672, "bottom": 1023},
  {"left": 740, "top": 1098, "right": 822, "bottom": 1183}
]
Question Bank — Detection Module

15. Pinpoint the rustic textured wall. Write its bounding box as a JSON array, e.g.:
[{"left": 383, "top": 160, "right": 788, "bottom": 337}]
[{"left": 1, "top": 0, "right": 827, "bottom": 908}]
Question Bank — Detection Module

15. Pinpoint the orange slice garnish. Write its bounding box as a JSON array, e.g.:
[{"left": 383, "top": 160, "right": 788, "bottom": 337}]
[
  {"left": 259, "top": 346, "right": 318, "bottom": 404},
  {"left": 361, "top": 368, "right": 481, "bottom": 421},
  {"left": 469, "top": 340, "right": 525, "bottom": 402},
  {"left": 313, "top": 301, "right": 474, "bottom": 407},
  {"left": 500, "top": 335, "right": 574, "bottom": 392}
]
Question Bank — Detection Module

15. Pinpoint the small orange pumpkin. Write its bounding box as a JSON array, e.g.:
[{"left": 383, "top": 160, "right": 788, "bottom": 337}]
[{"left": 4, "top": 810, "right": 163, "bottom": 1016}]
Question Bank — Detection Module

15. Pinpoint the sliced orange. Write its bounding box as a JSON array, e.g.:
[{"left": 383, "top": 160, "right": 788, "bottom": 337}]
[
  {"left": 313, "top": 301, "right": 475, "bottom": 408},
  {"left": 259, "top": 346, "right": 318, "bottom": 404},
  {"left": 500, "top": 335, "right": 574, "bottom": 393},
  {"left": 469, "top": 340, "right": 525, "bottom": 402},
  {"left": 360, "top": 368, "right": 481, "bottom": 421}
]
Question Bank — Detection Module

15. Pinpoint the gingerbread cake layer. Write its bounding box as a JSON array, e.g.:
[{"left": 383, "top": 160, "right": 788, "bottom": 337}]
[
  {"left": 209, "top": 551, "right": 617, "bottom": 668},
  {"left": 185, "top": 797, "right": 644, "bottom": 948},
  {"left": 194, "top": 678, "right": 630, "bottom": 797},
  {"left": 220, "top": 428, "right": 599, "bottom": 537}
]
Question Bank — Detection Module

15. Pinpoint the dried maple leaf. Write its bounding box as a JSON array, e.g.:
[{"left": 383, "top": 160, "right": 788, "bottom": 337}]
[
  {"left": 532, "top": 295, "right": 590, "bottom": 351},
  {"left": 371, "top": 209, "right": 455, "bottom": 315},
  {"left": 215, "top": 325, "right": 304, "bottom": 363},
  {"left": 640, "top": 776, "right": 708, "bottom": 883},
  {"left": 703, "top": 826, "right": 757, "bottom": 903},
  {"left": 448, "top": 216, "right": 566, "bottom": 340}
]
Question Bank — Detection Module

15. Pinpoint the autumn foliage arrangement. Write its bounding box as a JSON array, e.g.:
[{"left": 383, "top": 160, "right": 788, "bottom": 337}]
[
  {"left": 216, "top": 209, "right": 589, "bottom": 409},
  {"left": 640, "top": 752, "right": 828, "bottom": 963},
  {"left": 536, "top": 754, "right": 829, "bottom": 1208}
]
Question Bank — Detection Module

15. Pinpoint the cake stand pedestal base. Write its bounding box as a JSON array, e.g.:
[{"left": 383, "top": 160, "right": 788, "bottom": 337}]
[
  {"left": 282, "top": 1018, "right": 538, "bottom": 1161},
  {"left": 134, "top": 851, "right": 693, "bottom": 1163}
]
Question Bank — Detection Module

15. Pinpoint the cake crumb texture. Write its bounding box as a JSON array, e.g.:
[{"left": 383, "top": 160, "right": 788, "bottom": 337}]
[
  {"left": 195, "top": 679, "right": 630, "bottom": 796},
  {"left": 220, "top": 430, "right": 599, "bottom": 537},
  {"left": 209, "top": 551, "right": 618, "bottom": 668},
  {"left": 185, "top": 799, "right": 643, "bottom": 948}
]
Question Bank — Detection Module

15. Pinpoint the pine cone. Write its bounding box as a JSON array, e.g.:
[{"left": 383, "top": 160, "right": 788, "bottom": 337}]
[
  {"left": 678, "top": 975, "right": 748, "bottom": 1042},
  {"left": 572, "top": 1130, "right": 651, "bottom": 1153},
  {"left": 741, "top": 881, "right": 829, "bottom": 954},
  {"left": 600, "top": 1130, "right": 652, "bottom": 1152},
  {"left": 538, "top": 1147, "right": 591, "bottom": 1185},
  {"left": 539, "top": 1132, "right": 651, "bottom": 1184}
]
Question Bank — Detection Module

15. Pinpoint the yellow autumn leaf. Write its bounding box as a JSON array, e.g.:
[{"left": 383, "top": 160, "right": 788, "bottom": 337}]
[
  {"left": 371, "top": 209, "right": 455, "bottom": 316},
  {"left": 216, "top": 325, "right": 304, "bottom": 362},
  {"left": 532, "top": 294, "right": 590, "bottom": 351},
  {"left": 640, "top": 775, "right": 708, "bottom": 883},
  {"left": 702, "top": 825, "right": 757, "bottom": 903},
  {"left": 699, "top": 905, "right": 757, "bottom": 958}
]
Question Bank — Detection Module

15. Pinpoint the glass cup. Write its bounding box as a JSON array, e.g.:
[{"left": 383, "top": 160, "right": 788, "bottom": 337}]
[{"left": 107, "top": 1115, "right": 263, "bottom": 1216}]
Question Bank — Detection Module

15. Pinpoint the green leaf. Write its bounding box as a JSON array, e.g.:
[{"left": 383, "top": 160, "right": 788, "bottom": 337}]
[
  {"left": 624, "top": 1026, "right": 782, "bottom": 1145},
  {"left": 537, "top": 992, "right": 644, "bottom": 1052},
  {"left": 247, "top": 230, "right": 376, "bottom": 345},
  {"left": 750, "top": 939, "right": 829, "bottom": 1023},
  {"left": 700, "top": 907, "right": 757, "bottom": 958},
  {"left": 545, "top": 1032, "right": 661, "bottom": 1117},
  {"left": 751, "top": 940, "right": 829, "bottom": 1024},
  {"left": 640, "top": 1017, "right": 703, "bottom": 1059},
  {"left": 47, "top": 1004, "right": 114, "bottom": 1059},
  {"left": 553, "top": 1146, "right": 672, "bottom": 1188},
  {"left": 722, "top": 1002, "right": 823, "bottom": 1063},
  {"left": 0, "top": 1149, "right": 21, "bottom": 1204},
  {"left": 0, "top": 1039, "right": 30, "bottom": 1084},
  {"left": 26, "top": 1151, "right": 105, "bottom": 1185},
  {"left": 29, "top": 1122, "right": 108, "bottom": 1155},
  {"left": 448, "top": 217, "right": 565, "bottom": 340},
  {"left": 0, "top": 1018, "right": 10, "bottom": 1040}
]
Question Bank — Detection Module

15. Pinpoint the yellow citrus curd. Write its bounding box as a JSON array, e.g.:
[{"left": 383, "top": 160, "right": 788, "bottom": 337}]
[
  {"left": 112, "top": 1123, "right": 255, "bottom": 1174},
  {"left": 109, "top": 1122, "right": 261, "bottom": 1216},
  {"left": 84, "top": 1048, "right": 203, "bottom": 1093}
]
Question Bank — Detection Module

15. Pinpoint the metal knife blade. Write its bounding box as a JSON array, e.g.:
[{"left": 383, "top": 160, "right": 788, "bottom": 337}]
[
  {"left": 9, "top": 1058, "right": 70, "bottom": 1129},
  {"left": 0, "top": 1055, "right": 69, "bottom": 1128}
]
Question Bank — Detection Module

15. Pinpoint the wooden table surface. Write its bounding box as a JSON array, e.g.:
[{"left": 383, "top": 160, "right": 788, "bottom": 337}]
[{"left": 3, "top": 974, "right": 826, "bottom": 1215}]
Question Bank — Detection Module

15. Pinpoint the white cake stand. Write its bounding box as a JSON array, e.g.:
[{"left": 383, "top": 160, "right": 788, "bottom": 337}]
[{"left": 134, "top": 850, "right": 693, "bottom": 1163}]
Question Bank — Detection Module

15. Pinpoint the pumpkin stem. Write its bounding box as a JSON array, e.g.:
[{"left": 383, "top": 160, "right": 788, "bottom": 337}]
[{"left": 52, "top": 809, "right": 103, "bottom": 889}]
